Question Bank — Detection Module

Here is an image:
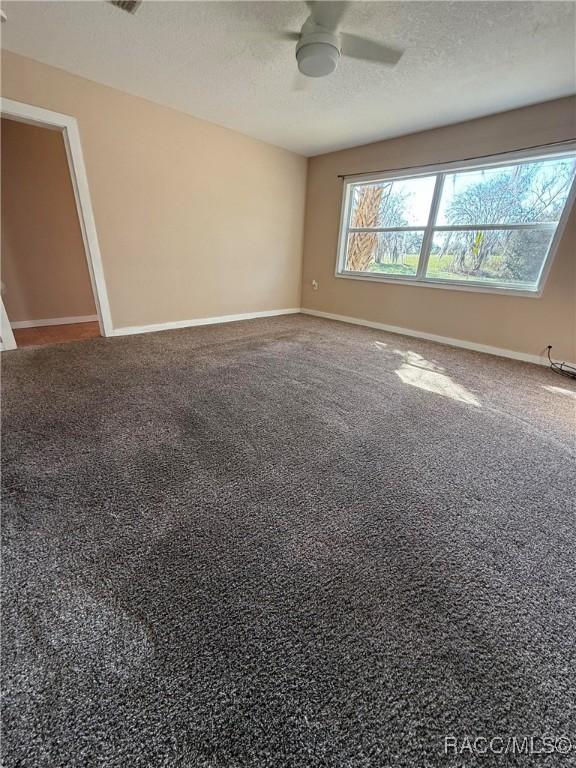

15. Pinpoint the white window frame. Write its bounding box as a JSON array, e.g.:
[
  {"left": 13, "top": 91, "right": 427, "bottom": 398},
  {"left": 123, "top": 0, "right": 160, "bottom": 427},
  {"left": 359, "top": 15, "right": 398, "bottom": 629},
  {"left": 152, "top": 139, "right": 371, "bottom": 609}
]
[{"left": 335, "top": 144, "right": 576, "bottom": 297}]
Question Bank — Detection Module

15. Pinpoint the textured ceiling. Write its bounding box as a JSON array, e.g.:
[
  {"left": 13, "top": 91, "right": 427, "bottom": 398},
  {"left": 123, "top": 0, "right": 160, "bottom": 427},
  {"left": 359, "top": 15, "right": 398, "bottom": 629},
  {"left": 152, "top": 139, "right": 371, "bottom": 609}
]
[{"left": 2, "top": 1, "right": 575, "bottom": 156}]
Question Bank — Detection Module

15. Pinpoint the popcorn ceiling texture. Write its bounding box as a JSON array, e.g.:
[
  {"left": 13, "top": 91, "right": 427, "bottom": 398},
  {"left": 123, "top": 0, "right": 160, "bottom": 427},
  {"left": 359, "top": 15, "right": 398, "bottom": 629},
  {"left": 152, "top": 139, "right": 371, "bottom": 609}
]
[
  {"left": 2, "top": 2, "right": 574, "bottom": 154},
  {"left": 2, "top": 315, "right": 575, "bottom": 767}
]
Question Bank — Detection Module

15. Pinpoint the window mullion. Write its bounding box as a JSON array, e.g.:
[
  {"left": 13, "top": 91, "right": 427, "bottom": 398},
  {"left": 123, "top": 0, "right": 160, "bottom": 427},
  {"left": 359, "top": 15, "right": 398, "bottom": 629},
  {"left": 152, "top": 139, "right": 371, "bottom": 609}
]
[
  {"left": 416, "top": 174, "right": 444, "bottom": 279},
  {"left": 348, "top": 226, "right": 426, "bottom": 233},
  {"left": 433, "top": 222, "right": 557, "bottom": 232}
]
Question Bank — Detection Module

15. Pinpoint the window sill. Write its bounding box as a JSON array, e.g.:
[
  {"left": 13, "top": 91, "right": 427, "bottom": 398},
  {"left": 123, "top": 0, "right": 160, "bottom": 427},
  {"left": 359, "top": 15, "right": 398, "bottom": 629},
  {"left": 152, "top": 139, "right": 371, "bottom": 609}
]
[{"left": 335, "top": 270, "right": 543, "bottom": 298}]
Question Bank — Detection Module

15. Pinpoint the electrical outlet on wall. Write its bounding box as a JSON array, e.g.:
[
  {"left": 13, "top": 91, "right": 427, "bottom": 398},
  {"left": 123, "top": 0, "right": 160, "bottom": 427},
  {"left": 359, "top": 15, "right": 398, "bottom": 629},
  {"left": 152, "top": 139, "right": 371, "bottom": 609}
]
[{"left": 312, "top": 280, "right": 319, "bottom": 291}]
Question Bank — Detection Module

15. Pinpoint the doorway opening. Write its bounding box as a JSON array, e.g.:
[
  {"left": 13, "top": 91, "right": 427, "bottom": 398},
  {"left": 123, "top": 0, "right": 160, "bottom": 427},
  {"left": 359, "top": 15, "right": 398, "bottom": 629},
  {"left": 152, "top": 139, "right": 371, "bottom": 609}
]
[{"left": 0, "top": 99, "right": 112, "bottom": 351}]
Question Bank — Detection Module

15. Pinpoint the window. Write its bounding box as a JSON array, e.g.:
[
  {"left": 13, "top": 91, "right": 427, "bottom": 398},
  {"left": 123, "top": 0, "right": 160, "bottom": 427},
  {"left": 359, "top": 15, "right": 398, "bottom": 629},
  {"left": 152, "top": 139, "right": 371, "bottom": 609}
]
[{"left": 337, "top": 148, "right": 576, "bottom": 294}]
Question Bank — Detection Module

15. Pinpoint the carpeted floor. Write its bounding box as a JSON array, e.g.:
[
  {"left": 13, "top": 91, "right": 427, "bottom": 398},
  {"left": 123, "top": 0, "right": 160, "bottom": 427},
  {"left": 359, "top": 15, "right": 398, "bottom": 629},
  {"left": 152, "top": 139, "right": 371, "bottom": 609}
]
[{"left": 2, "top": 315, "right": 575, "bottom": 767}]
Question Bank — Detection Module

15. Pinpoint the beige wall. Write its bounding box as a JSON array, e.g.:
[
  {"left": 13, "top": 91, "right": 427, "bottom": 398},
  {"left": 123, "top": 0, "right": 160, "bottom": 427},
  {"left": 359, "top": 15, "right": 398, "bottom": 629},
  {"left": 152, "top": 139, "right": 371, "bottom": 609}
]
[
  {"left": 302, "top": 98, "right": 576, "bottom": 361},
  {"left": 1, "top": 52, "right": 307, "bottom": 329},
  {"left": 3, "top": 52, "right": 573, "bottom": 358},
  {"left": 1, "top": 117, "right": 96, "bottom": 323}
]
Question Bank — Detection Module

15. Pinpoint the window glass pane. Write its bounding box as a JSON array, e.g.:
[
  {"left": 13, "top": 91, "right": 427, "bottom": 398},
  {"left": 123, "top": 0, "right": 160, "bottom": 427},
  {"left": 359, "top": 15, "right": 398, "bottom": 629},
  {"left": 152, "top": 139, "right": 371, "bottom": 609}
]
[
  {"left": 437, "top": 157, "right": 576, "bottom": 226},
  {"left": 426, "top": 228, "right": 555, "bottom": 286},
  {"left": 349, "top": 176, "right": 436, "bottom": 228},
  {"left": 345, "top": 231, "right": 424, "bottom": 275}
]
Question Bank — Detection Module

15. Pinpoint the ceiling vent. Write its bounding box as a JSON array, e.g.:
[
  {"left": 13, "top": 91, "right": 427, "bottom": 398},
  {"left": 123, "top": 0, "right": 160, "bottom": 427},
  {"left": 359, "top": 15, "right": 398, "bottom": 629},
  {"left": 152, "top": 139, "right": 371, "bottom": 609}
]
[{"left": 109, "top": 1, "right": 142, "bottom": 14}]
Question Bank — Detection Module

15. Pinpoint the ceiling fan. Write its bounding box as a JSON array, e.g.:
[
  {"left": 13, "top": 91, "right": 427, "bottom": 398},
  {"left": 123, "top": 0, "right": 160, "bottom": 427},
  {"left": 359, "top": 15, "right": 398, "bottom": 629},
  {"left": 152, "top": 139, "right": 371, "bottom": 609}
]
[
  {"left": 106, "top": 1, "right": 402, "bottom": 82},
  {"left": 280, "top": 1, "right": 404, "bottom": 79}
]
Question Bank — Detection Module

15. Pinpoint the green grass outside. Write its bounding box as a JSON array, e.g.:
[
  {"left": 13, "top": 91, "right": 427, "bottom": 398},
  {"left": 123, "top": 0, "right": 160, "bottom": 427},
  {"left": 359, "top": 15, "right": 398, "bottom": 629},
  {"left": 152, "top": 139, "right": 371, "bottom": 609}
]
[{"left": 366, "top": 254, "right": 524, "bottom": 285}]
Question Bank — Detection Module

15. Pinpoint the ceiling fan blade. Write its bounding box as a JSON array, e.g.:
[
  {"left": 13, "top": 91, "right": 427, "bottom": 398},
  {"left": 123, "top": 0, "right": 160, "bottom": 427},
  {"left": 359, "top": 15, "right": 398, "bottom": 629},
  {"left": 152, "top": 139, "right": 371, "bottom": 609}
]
[
  {"left": 340, "top": 33, "right": 404, "bottom": 66},
  {"left": 276, "top": 31, "right": 301, "bottom": 42},
  {"left": 305, "top": 1, "right": 349, "bottom": 31}
]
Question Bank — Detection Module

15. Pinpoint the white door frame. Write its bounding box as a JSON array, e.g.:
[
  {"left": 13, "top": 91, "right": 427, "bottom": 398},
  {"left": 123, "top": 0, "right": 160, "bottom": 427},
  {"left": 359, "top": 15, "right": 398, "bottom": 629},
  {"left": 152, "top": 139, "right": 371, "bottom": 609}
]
[
  {"left": 0, "top": 98, "right": 114, "bottom": 343},
  {"left": 0, "top": 296, "right": 17, "bottom": 351}
]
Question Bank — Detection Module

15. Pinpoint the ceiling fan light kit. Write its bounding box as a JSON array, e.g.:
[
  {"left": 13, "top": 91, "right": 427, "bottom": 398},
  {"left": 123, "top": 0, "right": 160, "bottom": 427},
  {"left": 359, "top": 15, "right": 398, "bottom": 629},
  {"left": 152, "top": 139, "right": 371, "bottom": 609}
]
[{"left": 296, "top": 31, "right": 341, "bottom": 77}]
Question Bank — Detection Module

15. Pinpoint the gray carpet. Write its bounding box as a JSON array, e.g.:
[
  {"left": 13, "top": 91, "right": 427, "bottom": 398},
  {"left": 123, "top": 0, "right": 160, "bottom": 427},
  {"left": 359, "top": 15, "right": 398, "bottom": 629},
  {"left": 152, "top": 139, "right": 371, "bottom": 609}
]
[{"left": 2, "top": 315, "right": 575, "bottom": 767}]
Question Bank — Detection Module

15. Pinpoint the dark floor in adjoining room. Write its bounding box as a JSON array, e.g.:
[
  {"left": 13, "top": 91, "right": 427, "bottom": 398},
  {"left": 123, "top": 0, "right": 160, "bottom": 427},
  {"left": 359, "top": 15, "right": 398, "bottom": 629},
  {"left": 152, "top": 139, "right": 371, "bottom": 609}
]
[{"left": 2, "top": 315, "right": 575, "bottom": 767}]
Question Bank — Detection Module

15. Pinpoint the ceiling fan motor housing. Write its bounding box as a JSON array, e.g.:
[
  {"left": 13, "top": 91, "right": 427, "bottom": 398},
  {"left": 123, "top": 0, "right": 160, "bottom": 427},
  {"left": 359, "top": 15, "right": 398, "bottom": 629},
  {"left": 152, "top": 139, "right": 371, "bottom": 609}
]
[{"left": 296, "top": 30, "right": 341, "bottom": 77}]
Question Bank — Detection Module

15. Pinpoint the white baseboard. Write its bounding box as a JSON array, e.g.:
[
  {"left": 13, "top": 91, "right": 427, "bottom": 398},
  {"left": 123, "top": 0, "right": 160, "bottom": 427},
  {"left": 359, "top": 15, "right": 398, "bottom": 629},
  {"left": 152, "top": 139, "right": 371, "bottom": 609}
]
[
  {"left": 110, "top": 308, "right": 301, "bottom": 337},
  {"left": 32, "top": 305, "right": 567, "bottom": 370},
  {"left": 11, "top": 314, "right": 98, "bottom": 329},
  {"left": 300, "top": 308, "right": 571, "bottom": 368}
]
